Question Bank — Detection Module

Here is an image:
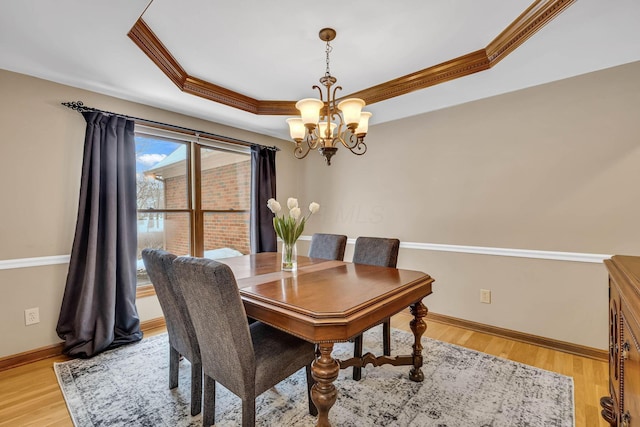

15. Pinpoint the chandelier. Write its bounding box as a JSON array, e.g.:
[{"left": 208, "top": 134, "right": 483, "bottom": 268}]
[{"left": 286, "top": 28, "right": 372, "bottom": 166}]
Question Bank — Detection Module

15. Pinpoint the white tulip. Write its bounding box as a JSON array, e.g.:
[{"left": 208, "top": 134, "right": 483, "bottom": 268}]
[
  {"left": 309, "top": 202, "right": 320, "bottom": 214},
  {"left": 290, "top": 207, "right": 301, "bottom": 220},
  {"left": 266, "top": 198, "right": 281, "bottom": 214},
  {"left": 287, "top": 197, "right": 298, "bottom": 210}
]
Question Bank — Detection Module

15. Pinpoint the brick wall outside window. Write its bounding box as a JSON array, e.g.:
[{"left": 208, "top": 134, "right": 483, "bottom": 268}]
[{"left": 165, "top": 160, "right": 251, "bottom": 255}]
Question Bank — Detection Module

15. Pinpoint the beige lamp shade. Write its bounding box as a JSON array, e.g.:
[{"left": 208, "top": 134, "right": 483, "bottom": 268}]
[
  {"left": 318, "top": 122, "right": 337, "bottom": 140},
  {"left": 337, "top": 98, "right": 365, "bottom": 126},
  {"left": 286, "top": 118, "right": 306, "bottom": 140},
  {"left": 295, "top": 98, "right": 324, "bottom": 125},
  {"left": 354, "top": 112, "right": 372, "bottom": 135}
]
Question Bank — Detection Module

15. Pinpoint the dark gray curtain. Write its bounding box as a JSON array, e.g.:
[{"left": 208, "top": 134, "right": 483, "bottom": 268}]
[
  {"left": 250, "top": 145, "right": 277, "bottom": 253},
  {"left": 56, "top": 112, "right": 142, "bottom": 358}
]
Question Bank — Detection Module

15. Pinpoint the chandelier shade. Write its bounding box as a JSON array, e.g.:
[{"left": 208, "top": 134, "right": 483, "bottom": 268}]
[
  {"left": 296, "top": 98, "right": 324, "bottom": 127},
  {"left": 355, "top": 111, "right": 372, "bottom": 136},
  {"left": 286, "top": 28, "right": 372, "bottom": 165},
  {"left": 337, "top": 98, "right": 365, "bottom": 128},
  {"left": 286, "top": 118, "right": 305, "bottom": 140},
  {"left": 318, "top": 122, "right": 337, "bottom": 140}
]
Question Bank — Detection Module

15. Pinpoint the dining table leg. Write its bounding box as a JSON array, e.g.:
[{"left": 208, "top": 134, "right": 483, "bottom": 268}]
[
  {"left": 409, "top": 300, "right": 428, "bottom": 382},
  {"left": 311, "top": 342, "right": 340, "bottom": 427}
]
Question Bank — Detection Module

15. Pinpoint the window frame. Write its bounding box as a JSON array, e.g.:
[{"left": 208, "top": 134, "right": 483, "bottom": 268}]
[{"left": 134, "top": 125, "right": 252, "bottom": 298}]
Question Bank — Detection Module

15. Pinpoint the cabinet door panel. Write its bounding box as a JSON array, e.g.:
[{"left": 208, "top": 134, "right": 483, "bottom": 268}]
[
  {"left": 610, "top": 280, "right": 621, "bottom": 404},
  {"left": 622, "top": 314, "right": 639, "bottom": 426}
]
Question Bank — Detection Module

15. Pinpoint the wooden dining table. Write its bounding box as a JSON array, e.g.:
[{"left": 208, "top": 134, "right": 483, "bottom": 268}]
[{"left": 219, "top": 252, "right": 434, "bottom": 427}]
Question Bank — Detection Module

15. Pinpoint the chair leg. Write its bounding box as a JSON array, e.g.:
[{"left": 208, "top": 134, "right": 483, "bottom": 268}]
[
  {"left": 305, "top": 364, "right": 318, "bottom": 416},
  {"left": 190, "top": 362, "right": 202, "bottom": 416},
  {"left": 353, "top": 334, "right": 363, "bottom": 381},
  {"left": 203, "top": 375, "right": 216, "bottom": 427},
  {"left": 383, "top": 318, "right": 391, "bottom": 356},
  {"left": 241, "top": 398, "right": 256, "bottom": 427},
  {"left": 169, "top": 346, "right": 179, "bottom": 389}
]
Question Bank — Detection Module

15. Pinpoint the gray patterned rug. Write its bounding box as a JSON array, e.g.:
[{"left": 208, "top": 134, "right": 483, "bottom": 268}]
[{"left": 54, "top": 326, "right": 574, "bottom": 426}]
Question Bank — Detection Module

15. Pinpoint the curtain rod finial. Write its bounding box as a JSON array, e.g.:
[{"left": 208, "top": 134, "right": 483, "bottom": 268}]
[{"left": 62, "top": 101, "right": 88, "bottom": 112}]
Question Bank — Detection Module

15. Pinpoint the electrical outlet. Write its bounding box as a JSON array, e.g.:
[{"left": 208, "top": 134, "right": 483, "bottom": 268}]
[
  {"left": 480, "top": 289, "right": 491, "bottom": 304},
  {"left": 25, "top": 307, "right": 40, "bottom": 325}
]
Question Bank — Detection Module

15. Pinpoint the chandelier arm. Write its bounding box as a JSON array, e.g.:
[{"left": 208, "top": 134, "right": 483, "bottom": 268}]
[
  {"left": 309, "top": 128, "right": 320, "bottom": 149},
  {"left": 341, "top": 131, "right": 357, "bottom": 149},
  {"left": 293, "top": 143, "right": 311, "bottom": 159},
  {"left": 330, "top": 85, "right": 342, "bottom": 117},
  {"left": 312, "top": 85, "right": 324, "bottom": 103},
  {"left": 294, "top": 134, "right": 317, "bottom": 159},
  {"left": 342, "top": 133, "right": 367, "bottom": 155}
]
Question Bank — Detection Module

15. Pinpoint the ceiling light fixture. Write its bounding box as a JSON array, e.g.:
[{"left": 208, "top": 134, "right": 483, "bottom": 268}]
[{"left": 286, "top": 28, "right": 372, "bottom": 166}]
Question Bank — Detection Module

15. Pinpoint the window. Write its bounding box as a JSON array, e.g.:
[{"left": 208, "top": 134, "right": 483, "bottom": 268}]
[{"left": 135, "top": 127, "right": 251, "bottom": 291}]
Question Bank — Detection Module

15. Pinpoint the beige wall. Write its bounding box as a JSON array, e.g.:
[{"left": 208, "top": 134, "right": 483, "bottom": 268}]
[
  {"left": 1, "top": 61, "right": 638, "bottom": 358},
  {"left": 0, "top": 69, "right": 298, "bottom": 357},
  {"left": 296, "top": 61, "right": 640, "bottom": 350}
]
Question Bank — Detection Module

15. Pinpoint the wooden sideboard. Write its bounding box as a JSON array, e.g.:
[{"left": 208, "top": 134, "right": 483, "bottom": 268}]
[{"left": 601, "top": 256, "right": 640, "bottom": 426}]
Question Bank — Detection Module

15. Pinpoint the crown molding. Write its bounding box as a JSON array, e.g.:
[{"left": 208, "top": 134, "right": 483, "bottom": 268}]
[
  {"left": 128, "top": 19, "right": 298, "bottom": 115},
  {"left": 487, "top": 0, "right": 576, "bottom": 65},
  {"left": 128, "top": 0, "right": 576, "bottom": 115},
  {"left": 347, "top": 49, "right": 491, "bottom": 105},
  {"left": 127, "top": 18, "right": 187, "bottom": 88}
]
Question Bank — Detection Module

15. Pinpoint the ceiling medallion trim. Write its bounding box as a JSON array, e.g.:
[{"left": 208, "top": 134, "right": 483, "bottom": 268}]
[{"left": 128, "top": 0, "right": 576, "bottom": 116}]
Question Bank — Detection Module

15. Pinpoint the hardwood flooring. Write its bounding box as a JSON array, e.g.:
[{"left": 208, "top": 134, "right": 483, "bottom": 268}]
[{"left": 0, "top": 315, "right": 608, "bottom": 426}]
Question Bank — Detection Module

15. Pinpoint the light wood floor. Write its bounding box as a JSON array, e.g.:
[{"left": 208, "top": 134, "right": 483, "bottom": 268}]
[{"left": 0, "top": 314, "right": 608, "bottom": 427}]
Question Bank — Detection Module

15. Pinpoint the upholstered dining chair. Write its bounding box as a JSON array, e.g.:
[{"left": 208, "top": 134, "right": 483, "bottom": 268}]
[
  {"left": 141, "top": 249, "right": 202, "bottom": 416},
  {"left": 351, "top": 236, "right": 400, "bottom": 381},
  {"left": 308, "top": 233, "right": 348, "bottom": 261},
  {"left": 171, "top": 256, "right": 318, "bottom": 427}
]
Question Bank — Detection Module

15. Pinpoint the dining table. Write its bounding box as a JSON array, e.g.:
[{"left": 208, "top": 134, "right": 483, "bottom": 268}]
[{"left": 219, "top": 252, "right": 434, "bottom": 427}]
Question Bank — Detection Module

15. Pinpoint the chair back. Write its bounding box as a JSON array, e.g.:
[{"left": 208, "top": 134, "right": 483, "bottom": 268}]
[
  {"left": 308, "top": 233, "right": 348, "bottom": 260},
  {"left": 352, "top": 236, "right": 400, "bottom": 268},
  {"left": 141, "top": 249, "right": 200, "bottom": 363},
  {"left": 172, "top": 256, "right": 256, "bottom": 398}
]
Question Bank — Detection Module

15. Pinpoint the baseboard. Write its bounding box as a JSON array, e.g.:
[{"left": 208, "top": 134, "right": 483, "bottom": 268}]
[
  {"left": 0, "top": 317, "right": 167, "bottom": 372},
  {"left": 142, "top": 316, "right": 166, "bottom": 332},
  {"left": 0, "top": 341, "right": 65, "bottom": 372},
  {"left": 426, "top": 312, "right": 608, "bottom": 362},
  {"left": 0, "top": 313, "right": 607, "bottom": 372}
]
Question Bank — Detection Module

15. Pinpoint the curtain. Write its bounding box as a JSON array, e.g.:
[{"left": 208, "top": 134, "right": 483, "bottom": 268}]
[
  {"left": 56, "top": 112, "right": 142, "bottom": 358},
  {"left": 250, "top": 145, "right": 277, "bottom": 253}
]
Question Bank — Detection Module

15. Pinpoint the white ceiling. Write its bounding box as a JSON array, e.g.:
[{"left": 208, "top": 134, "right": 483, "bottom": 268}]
[{"left": 1, "top": 0, "right": 639, "bottom": 141}]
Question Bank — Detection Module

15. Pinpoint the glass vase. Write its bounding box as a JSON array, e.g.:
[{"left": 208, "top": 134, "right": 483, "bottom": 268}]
[{"left": 282, "top": 241, "right": 297, "bottom": 272}]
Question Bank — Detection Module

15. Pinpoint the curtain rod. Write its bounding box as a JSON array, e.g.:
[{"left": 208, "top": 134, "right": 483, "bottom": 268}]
[{"left": 61, "top": 101, "right": 280, "bottom": 151}]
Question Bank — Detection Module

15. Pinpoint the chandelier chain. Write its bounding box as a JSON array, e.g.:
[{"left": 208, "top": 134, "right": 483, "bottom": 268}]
[{"left": 325, "top": 40, "right": 333, "bottom": 78}]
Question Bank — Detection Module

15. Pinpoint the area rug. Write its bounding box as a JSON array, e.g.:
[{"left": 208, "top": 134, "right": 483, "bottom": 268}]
[{"left": 54, "top": 327, "right": 574, "bottom": 426}]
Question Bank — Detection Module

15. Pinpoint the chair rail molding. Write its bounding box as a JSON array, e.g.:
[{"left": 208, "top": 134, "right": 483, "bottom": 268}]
[
  {"left": 298, "top": 236, "right": 610, "bottom": 264},
  {"left": 0, "top": 240, "right": 610, "bottom": 271},
  {"left": 0, "top": 255, "right": 70, "bottom": 271}
]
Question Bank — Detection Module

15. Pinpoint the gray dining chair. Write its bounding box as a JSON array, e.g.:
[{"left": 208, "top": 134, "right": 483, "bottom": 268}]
[
  {"left": 308, "top": 233, "right": 348, "bottom": 261},
  {"left": 351, "top": 236, "right": 400, "bottom": 381},
  {"left": 171, "top": 256, "right": 318, "bottom": 427},
  {"left": 141, "top": 248, "right": 202, "bottom": 416}
]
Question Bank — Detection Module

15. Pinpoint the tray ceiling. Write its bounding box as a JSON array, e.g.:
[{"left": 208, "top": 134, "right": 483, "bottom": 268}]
[{"left": 1, "top": 0, "right": 639, "bottom": 140}]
